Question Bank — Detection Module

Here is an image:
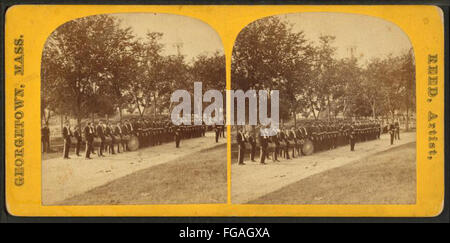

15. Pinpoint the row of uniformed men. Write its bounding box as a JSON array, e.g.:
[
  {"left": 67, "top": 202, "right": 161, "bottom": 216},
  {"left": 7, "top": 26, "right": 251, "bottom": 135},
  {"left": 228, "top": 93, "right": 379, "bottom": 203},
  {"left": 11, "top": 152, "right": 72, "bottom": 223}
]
[
  {"left": 61, "top": 118, "right": 224, "bottom": 160},
  {"left": 61, "top": 119, "right": 144, "bottom": 159},
  {"left": 236, "top": 120, "right": 386, "bottom": 165}
]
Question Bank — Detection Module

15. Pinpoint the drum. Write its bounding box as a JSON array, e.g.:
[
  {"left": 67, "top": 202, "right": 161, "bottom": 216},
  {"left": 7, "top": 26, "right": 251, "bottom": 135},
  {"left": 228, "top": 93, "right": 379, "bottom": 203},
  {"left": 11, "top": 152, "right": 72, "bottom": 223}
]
[
  {"left": 302, "top": 139, "right": 314, "bottom": 155},
  {"left": 104, "top": 137, "right": 112, "bottom": 144},
  {"left": 127, "top": 135, "right": 139, "bottom": 151},
  {"left": 93, "top": 137, "right": 101, "bottom": 147},
  {"left": 122, "top": 135, "right": 130, "bottom": 142}
]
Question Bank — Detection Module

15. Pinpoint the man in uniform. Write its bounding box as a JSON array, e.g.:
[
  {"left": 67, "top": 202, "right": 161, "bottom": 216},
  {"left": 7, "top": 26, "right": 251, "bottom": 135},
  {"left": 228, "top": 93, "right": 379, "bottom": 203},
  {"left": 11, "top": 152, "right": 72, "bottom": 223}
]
[
  {"left": 283, "top": 128, "right": 292, "bottom": 159},
  {"left": 214, "top": 123, "right": 220, "bottom": 143},
  {"left": 349, "top": 122, "right": 356, "bottom": 151},
  {"left": 389, "top": 121, "right": 395, "bottom": 145},
  {"left": 105, "top": 122, "right": 115, "bottom": 154},
  {"left": 258, "top": 127, "right": 269, "bottom": 165},
  {"left": 394, "top": 119, "right": 400, "bottom": 140},
  {"left": 236, "top": 127, "right": 246, "bottom": 165},
  {"left": 62, "top": 121, "right": 72, "bottom": 159},
  {"left": 175, "top": 125, "right": 181, "bottom": 148},
  {"left": 114, "top": 122, "right": 123, "bottom": 153},
  {"left": 276, "top": 129, "right": 283, "bottom": 159},
  {"left": 74, "top": 126, "right": 83, "bottom": 157},
  {"left": 84, "top": 122, "right": 95, "bottom": 159},
  {"left": 96, "top": 121, "right": 106, "bottom": 157},
  {"left": 247, "top": 129, "right": 257, "bottom": 162},
  {"left": 202, "top": 122, "right": 206, "bottom": 137},
  {"left": 270, "top": 128, "right": 280, "bottom": 162},
  {"left": 120, "top": 121, "right": 129, "bottom": 151},
  {"left": 288, "top": 127, "right": 297, "bottom": 158}
]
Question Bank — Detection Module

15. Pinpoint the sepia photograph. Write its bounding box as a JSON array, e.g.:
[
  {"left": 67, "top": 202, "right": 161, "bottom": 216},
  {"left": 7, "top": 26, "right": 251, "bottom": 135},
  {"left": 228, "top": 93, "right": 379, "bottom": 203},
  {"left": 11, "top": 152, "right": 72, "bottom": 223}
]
[
  {"left": 231, "top": 13, "right": 416, "bottom": 204},
  {"left": 3, "top": 3, "right": 446, "bottom": 221},
  {"left": 40, "top": 13, "right": 227, "bottom": 205}
]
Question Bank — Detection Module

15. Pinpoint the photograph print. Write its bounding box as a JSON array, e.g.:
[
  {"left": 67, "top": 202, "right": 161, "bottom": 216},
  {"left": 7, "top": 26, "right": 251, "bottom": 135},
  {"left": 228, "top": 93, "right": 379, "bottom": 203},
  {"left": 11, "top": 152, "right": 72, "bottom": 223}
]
[
  {"left": 231, "top": 12, "right": 416, "bottom": 205},
  {"left": 41, "top": 13, "right": 227, "bottom": 205}
]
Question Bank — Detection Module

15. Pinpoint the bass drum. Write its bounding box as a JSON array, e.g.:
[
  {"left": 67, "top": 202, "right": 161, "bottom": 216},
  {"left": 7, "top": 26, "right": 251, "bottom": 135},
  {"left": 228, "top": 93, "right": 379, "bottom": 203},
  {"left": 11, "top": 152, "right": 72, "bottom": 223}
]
[
  {"left": 122, "top": 135, "right": 130, "bottom": 143},
  {"left": 302, "top": 139, "right": 314, "bottom": 156},
  {"left": 104, "top": 137, "right": 112, "bottom": 145},
  {"left": 127, "top": 135, "right": 140, "bottom": 151},
  {"left": 93, "top": 137, "right": 102, "bottom": 147}
]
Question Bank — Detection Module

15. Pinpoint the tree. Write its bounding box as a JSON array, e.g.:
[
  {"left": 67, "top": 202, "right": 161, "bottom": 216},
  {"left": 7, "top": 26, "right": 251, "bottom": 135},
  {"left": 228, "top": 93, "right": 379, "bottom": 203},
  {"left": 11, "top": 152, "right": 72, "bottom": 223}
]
[
  {"left": 41, "top": 15, "right": 136, "bottom": 128},
  {"left": 331, "top": 56, "right": 362, "bottom": 118},
  {"left": 127, "top": 32, "right": 164, "bottom": 118},
  {"left": 232, "top": 16, "right": 313, "bottom": 123},
  {"left": 306, "top": 35, "right": 340, "bottom": 120},
  {"left": 191, "top": 51, "right": 225, "bottom": 91},
  {"left": 399, "top": 49, "right": 415, "bottom": 130},
  {"left": 191, "top": 52, "right": 226, "bottom": 118}
]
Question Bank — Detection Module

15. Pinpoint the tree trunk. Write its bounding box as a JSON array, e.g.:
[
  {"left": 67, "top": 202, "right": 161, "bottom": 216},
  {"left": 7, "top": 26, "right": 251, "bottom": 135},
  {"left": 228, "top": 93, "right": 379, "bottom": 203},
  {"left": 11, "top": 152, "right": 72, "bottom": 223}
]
[
  {"left": 141, "top": 106, "right": 146, "bottom": 118},
  {"left": 293, "top": 111, "right": 297, "bottom": 127},
  {"left": 134, "top": 96, "right": 143, "bottom": 118},
  {"left": 77, "top": 117, "right": 81, "bottom": 131},
  {"left": 405, "top": 107, "right": 409, "bottom": 132},
  {"left": 46, "top": 110, "right": 51, "bottom": 127},
  {"left": 371, "top": 100, "right": 376, "bottom": 119},
  {"left": 153, "top": 93, "right": 157, "bottom": 118},
  {"left": 327, "top": 97, "right": 331, "bottom": 121},
  {"left": 42, "top": 110, "right": 46, "bottom": 128},
  {"left": 119, "top": 107, "right": 123, "bottom": 122},
  {"left": 311, "top": 109, "right": 317, "bottom": 120},
  {"left": 405, "top": 90, "right": 410, "bottom": 131}
]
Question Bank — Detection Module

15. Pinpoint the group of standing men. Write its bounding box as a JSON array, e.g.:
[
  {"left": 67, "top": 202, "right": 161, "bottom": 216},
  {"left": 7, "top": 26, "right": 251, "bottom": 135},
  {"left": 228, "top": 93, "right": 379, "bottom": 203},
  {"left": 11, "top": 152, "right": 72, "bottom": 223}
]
[
  {"left": 61, "top": 120, "right": 134, "bottom": 160},
  {"left": 53, "top": 117, "right": 223, "bottom": 160},
  {"left": 236, "top": 119, "right": 400, "bottom": 165}
]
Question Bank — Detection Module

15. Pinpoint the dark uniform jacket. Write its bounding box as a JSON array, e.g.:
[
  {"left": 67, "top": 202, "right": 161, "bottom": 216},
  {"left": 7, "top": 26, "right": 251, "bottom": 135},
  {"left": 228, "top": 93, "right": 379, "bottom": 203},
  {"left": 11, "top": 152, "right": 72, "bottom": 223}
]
[
  {"left": 74, "top": 129, "right": 82, "bottom": 142},
  {"left": 237, "top": 132, "right": 246, "bottom": 146},
  {"left": 259, "top": 133, "right": 269, "bottom": 148},
  {"left": 62, "top": 126, "right": 72, "bottom": 141},
  {"left": 84, "top": 126, "right": 94, "bottom": 142},
  {"left": 96, "top": 125, "right": 105, "bottom": 140}
]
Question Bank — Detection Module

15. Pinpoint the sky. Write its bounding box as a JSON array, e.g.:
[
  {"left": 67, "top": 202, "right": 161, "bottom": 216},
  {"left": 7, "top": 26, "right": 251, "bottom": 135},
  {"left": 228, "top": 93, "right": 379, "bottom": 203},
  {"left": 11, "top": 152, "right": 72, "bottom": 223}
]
[
  {"left": 278, "top": 12, "right": 413, "bottom": 64},
  {"left": 112, "top": 13, "right": 224, "bottom": 62},
  {"left": 111, "top": 12, "right": 411, "bottom": 65}
]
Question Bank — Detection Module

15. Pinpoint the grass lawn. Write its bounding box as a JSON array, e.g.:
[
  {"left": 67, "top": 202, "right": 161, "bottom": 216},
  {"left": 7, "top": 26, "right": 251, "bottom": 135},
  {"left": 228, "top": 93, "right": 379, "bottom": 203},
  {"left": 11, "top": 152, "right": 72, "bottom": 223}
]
[
  {"left": 60, "top": 144, "right": 227, "bottom": 205},
  {"left": 249, "top": 142, "right": 416, "bottom": 204}
]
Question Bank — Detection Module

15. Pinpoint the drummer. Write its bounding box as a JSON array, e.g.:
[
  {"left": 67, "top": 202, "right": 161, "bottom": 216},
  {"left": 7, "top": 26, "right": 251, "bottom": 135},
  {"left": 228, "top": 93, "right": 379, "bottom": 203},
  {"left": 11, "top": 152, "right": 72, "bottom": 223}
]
[
  {"left": 114, "top": 122, "right": 124, "bottom": 153},
  {"left": 120, "top": 121, "right": 129, "bottom": 151},
  {"left": 105, "top": 122, "right": 116, "bottom": 155},
  {"left": 96, "top": 121, "right": 106, "bottom": 157}
]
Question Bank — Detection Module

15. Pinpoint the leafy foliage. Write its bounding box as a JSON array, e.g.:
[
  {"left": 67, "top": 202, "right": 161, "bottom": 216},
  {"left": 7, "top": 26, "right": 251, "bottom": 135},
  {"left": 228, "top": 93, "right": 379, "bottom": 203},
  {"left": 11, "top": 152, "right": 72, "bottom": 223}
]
[
  {"left": 41, "top": 15, "right": 225, "bottom": 124},
  {"left": 232, "top": 16, "right": 416, "bottom": 122}
]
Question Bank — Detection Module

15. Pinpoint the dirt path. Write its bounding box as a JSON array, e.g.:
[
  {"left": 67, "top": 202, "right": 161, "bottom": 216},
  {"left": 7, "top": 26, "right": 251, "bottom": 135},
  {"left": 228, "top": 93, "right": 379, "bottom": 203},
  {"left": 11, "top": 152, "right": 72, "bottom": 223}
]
[
  {"left": 59, "top": 144, "right": 227, "bottom": 205},
  {"left": 42, "top": 132, "right": 226, "bottom": 205},
  {"left": 231, "top": 132, "right": 416, "bottom": 204}
]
